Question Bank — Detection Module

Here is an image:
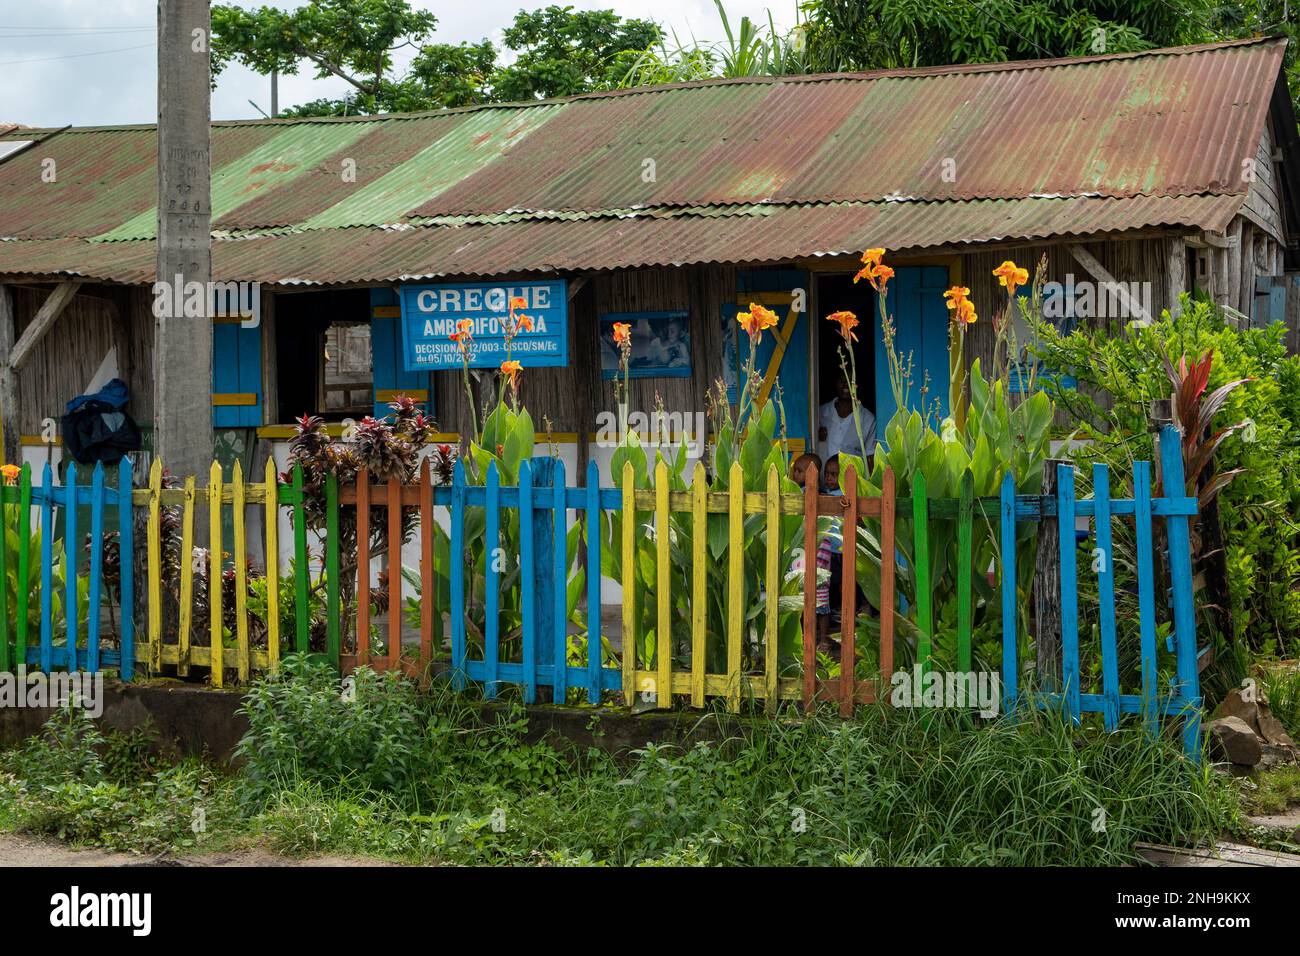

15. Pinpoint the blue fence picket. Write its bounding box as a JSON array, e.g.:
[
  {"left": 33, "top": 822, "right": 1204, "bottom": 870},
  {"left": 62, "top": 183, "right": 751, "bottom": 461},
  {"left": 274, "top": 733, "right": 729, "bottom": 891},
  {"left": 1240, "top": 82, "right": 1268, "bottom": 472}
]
[
  {"left": 118, "top": 457, "right": 135, "bottom": 681},
  {"left": 1132, "top": 459, "right": 1158, "bottom": 737},
  {"left": 519, "top": 460, "right": 537, "bottom": 703},
  {"left": 484, "top": 462, "right": 501, "bottom": 700},
  {"left": 86, "top": 463, "right": 105, "bottom": 674},
  {"left": 552, "top": 458, "right": 568, "bottom": 704},
  {"left": 1093, "top": 464, "right": 1120, "bottom": 732},
  {"left": 999, "top": 472, "right": 1017, "bottom": 715},
  {"left": 1057, "top": 462, "right": 1080, "bottom": 724},
  {"left": 64, "top": 462, "right": 79, "bottom": 671},
  {"left": 1159, "top": 424, "right": 1202, "bottom": 761},
  {"left": 450, "top": 461, "right": 467, "bottom": 691},
  {"left": 585, "top": 460, "right": 602, "bottom": 704},
  {"left": 39, "top": 463, "right": 54, "bottom": 673}
]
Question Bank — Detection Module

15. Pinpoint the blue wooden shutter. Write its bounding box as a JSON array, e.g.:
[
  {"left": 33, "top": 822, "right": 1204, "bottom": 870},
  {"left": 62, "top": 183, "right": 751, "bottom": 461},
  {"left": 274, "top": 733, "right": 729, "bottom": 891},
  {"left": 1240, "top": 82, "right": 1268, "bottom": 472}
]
[
  {"left": 370, "top": 288, "right": 431, "bottom": 420},
  {"left": 212, "top": 320, "right": 262, "bottom": 427},
  {"left": 874, "top": 265, "right": 949, "bottom": 434}
]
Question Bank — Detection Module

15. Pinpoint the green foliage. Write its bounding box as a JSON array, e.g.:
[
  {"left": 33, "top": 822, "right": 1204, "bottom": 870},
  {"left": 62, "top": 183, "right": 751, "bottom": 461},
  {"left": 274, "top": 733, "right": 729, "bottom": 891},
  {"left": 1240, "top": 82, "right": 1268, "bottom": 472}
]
[
  {"left": 213, "top": 1, "right": 662, "bottom": 116},
  {"left": 855, "top": 360, "right": 1053, "bottom": 673},
  {"left": 0, "top": 671, "right": 1242, "bottom": 865},
  {"left": 599, "top": 381, "right": 804, "bottom": 681},
  {"left": 801, "top": 0, "right": 1209, "bottom": 73},
  {"left": 236, "top": 656, "right": 432, "bottom": 803},
  {"left": 0, "top": 706, "right": 228, "bottom": 853},
  {"left": 1259, "top": 664, "right": 1300, "bottom": 741},
  {"left": 1032, "top": 297, "right": 1300, "bottom": 675},
  {"left": 619, "top": 1, "right": 813, "bottom": 85},
  {"left": 234, "top": 668, "right": 1233, "bottom": 865},
  {"left": 235, "top": 655, "right": 564, "bottom": 807},
  {"left": 1, "top": 499, "right": 83, "bottom": 639}
]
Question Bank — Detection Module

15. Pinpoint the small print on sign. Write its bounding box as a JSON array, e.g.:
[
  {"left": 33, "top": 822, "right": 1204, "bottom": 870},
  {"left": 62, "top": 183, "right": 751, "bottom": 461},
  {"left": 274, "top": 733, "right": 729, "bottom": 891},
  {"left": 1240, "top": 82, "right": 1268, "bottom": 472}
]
[{"left": 399, "top": 280, "right": 569, "bottom": 371}]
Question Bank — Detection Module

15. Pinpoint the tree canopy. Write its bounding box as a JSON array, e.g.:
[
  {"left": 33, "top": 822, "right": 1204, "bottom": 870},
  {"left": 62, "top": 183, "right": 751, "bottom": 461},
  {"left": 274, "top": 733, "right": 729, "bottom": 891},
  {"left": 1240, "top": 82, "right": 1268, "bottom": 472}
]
[
  {"left": 212, "top": 0, "right": 1298, "bottom": 117},
  {"left": 212, "top": 0, "right": 662, "bottom": 116}
]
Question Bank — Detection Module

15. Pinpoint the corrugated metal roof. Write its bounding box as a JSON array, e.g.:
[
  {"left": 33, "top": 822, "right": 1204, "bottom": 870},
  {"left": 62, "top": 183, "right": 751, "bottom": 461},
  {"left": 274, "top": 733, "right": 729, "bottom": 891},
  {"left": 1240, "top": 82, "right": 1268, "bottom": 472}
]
[
  {"left": 0, "top": 37, "right": 1286, "bottom": 284},
  {"left": 0, "top": 194, "right": 1243, "bottom": 284}
]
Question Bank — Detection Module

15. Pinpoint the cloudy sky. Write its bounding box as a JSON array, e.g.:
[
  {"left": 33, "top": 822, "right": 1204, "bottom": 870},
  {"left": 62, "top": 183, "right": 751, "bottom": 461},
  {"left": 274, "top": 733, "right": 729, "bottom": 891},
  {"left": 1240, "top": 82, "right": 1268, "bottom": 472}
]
[{"left": 0, "top": 0, "right": 798, "bottom": 128}]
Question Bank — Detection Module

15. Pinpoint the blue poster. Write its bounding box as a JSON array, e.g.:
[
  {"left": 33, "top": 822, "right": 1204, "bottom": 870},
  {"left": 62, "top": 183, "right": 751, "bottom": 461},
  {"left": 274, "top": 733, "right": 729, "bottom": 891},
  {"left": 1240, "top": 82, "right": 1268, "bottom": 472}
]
[{"left": 399, "top": 279, "right": 568, "bottom": 371}]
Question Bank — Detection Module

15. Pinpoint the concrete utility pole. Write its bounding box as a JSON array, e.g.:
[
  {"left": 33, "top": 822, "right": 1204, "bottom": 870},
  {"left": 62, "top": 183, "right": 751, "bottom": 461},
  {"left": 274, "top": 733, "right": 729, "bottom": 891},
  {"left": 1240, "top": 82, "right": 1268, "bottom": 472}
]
[{"left": 154, "top": 0, "right": 213, "bottom": 479}]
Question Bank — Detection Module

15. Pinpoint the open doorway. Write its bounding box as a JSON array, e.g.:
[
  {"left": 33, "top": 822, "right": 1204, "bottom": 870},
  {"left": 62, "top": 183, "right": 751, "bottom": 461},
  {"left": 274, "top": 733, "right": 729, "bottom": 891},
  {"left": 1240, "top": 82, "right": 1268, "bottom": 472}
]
[{"left": 813, "top": 273, "right": 877, "bottom": 461}]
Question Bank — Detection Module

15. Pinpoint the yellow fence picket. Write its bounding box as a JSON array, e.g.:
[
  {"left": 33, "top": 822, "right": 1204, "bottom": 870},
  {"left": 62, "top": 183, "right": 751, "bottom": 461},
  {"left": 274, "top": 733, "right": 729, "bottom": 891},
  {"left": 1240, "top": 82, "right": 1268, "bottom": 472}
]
[
  {"left": 621, "top": 461, "right": 636, "bottom": 707},
  {"left": 727, "top": 460, "right": 744, "bottom": 712},
  {"left": 764, "top": 464, "right": 779, "bottom": 714},
  {"left": 264, "top": 457, "right": 280, "bottom": 674},
  {"left": 690, "top": 463, "right": 706, "bottom": 708},
  {"left": 233, "top": 461, "right": 249, "bottom": 682},
  {"left": 178, "top": 475, "right": 196, "bottom": 677},
  {"left": 146, "top": 460, "right": 162, "bottom": 673},
  {"left": 654, "top": 460, "right": 670, "bottom": 709},
  {"left": 209, "top": 461, "right": 224, "bottom": 687}
]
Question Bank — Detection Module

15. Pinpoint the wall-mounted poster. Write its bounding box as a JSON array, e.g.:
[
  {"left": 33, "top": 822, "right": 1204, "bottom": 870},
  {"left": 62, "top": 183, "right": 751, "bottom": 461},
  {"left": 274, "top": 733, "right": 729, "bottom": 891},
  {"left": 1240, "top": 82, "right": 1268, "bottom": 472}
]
[{"left": 599, "top": 310, "right": 691, "bottom": 379}]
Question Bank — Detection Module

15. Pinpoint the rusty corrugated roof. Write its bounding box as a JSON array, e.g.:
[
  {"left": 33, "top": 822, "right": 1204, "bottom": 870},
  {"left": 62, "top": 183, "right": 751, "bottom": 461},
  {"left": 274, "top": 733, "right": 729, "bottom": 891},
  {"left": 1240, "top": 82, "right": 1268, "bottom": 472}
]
[{"left": 0, "top": 37, "right": 1286, "bottom": 285}]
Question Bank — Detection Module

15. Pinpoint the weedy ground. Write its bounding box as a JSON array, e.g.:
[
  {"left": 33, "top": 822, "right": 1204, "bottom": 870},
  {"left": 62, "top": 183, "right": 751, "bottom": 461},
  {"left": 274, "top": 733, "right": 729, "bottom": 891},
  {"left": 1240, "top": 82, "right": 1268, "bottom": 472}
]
[{"left": 0, "top": 657, "right": 1284, "bottom": 866}]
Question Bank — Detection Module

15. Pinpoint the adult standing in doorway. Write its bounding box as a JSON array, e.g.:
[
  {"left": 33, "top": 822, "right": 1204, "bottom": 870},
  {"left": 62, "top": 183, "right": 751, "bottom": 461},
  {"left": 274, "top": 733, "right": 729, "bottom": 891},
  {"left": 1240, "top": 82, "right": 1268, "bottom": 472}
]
[{"left": 817, "top": 371, "right": 875, "bottom": 464}]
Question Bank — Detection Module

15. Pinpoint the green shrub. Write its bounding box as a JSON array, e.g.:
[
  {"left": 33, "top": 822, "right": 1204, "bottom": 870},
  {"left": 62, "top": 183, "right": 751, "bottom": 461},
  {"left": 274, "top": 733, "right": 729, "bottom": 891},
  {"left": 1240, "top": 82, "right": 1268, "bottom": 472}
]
[{"left": 1032, "top": 296, "right": 1300, "bottom": 690}]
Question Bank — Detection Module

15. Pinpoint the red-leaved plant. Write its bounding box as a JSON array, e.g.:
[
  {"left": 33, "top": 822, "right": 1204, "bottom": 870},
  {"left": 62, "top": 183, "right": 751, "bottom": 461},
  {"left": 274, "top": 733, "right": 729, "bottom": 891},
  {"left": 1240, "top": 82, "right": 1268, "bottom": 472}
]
[{"left": 1160, "top": 348, "right": 1252, "bottom": 509}]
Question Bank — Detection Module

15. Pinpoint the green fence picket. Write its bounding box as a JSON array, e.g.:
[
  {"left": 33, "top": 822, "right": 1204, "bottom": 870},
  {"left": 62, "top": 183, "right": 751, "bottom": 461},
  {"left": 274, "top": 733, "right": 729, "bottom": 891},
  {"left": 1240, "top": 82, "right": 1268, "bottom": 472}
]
[
  {"left": 956, "top": 469, "right": 974, "bottom": 672},
  {"left": 292, "top": 464, "right": 309, "bottom": 653},
  {"left": 16, "top": 465, "right": 29, "bottom": 667},
  {"left": 912, "top": 472, "right": 932, "bottom": 674}
]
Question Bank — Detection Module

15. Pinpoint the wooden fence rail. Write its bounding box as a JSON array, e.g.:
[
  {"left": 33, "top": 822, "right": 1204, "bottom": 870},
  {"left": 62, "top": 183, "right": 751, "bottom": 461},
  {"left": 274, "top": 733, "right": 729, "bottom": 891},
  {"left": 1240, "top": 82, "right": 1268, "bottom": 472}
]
[{"left": 0, "top": 425, "right": 1203, "bottom": 758}]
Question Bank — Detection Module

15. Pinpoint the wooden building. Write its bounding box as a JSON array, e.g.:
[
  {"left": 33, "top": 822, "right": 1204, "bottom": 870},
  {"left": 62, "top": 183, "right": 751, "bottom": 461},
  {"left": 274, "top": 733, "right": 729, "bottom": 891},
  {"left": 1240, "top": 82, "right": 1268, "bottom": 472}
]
[{"left": 0, "top": 37, "right": 1297, "bottom": 487}]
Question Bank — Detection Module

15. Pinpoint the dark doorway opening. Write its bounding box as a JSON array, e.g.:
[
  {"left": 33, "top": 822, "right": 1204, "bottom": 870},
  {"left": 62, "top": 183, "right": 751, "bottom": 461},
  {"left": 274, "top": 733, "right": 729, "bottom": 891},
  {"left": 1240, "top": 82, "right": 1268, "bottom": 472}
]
[
  {"left": 814, "top": 274, "right": 876, "bottom": 454},
  {"left": 274, "top": 288, "right": 373, "bottom": 423}
]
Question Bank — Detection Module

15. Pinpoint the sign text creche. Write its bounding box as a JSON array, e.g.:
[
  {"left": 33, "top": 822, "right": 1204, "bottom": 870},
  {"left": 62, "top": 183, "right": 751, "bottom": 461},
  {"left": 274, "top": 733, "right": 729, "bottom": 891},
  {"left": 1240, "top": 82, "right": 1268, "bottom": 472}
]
[{"left": 399, "top": 280, "right": 569, "bottom": 371}]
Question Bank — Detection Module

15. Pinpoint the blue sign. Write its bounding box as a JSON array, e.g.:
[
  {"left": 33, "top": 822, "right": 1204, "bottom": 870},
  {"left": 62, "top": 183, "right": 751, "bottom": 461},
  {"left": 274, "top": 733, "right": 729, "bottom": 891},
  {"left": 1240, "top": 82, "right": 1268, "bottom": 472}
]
[{"left": 399, "top": 280, "right": 568, "bottom": 371}]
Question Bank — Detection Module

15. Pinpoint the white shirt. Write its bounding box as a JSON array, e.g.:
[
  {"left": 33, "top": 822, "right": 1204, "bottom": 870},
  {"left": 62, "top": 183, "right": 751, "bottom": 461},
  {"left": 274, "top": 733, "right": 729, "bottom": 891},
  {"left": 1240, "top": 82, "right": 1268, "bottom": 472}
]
[{"left": 818, "top": 399, "right": 876, "bottom": 462}]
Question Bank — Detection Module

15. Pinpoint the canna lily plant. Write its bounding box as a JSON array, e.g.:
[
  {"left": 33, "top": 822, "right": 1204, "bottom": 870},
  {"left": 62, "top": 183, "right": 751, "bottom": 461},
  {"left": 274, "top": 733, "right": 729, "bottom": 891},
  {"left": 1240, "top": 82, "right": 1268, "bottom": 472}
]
[
  {"left": 832, "top": 250, "right": 1054, "bottom": 678},
  {"left": 599, "top": 299, "right": 807, "bottom": 686}
]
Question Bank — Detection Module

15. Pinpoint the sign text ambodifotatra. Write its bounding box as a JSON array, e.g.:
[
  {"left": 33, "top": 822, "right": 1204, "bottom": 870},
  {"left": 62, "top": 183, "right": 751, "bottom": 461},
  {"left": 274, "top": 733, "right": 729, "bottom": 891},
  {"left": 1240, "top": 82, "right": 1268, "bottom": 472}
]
[{"left": 399, "top": 280, "right": 569, "bottom": 371}]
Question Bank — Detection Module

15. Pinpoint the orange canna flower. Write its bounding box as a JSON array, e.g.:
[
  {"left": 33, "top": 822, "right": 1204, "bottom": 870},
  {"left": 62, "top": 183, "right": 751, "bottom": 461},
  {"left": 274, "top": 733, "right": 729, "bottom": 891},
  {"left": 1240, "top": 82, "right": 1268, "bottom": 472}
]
[
  {"left": 992, "top": 260, "right": 1029, "bottom": 298},
  {"left": 853, "top": 248, "right": 893, "bottom": 292},
  {"left": 500, "top": 359, "right": 523, "bottom": 389},
  {"left": 737, "top": 302, "right": 780, "bottom": 343},
  {"left": 455, "top": 318, "right": 474, "bottom": 336},
  {"left": 1, "top": 463, "right": 19, "bottom": 485},
  {"left": 826, "top": 310, "right": 859, "bottom": 342},
  {"left": 509, "top": 296, "right": 527, "bottom": 311},
  {"left": 612, "top": 321, "right": 632, "bottom": 346},
  {"left": 944, "top": 286, "right": 977, "bottom": 325},
  {"left": 515, "top": 313, "right": 535, "bottom": 333}
]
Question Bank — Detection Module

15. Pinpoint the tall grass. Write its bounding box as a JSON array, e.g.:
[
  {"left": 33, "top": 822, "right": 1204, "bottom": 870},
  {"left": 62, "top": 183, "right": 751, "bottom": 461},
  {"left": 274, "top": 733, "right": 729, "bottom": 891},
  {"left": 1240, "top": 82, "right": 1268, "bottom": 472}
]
[{"left": 237, "top": 659, "right": 1235, "bottom": 866}]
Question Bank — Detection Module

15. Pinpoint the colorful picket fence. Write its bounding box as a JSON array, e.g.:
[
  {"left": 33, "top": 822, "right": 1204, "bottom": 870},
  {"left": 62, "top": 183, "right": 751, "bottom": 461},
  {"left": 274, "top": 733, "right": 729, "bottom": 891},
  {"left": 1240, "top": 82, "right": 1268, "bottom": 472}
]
[
  {"left": 0, "top": 459, "right": 135, "bottom": 677},
  {"left": 0, "top": 426, "right": 1204, "bottom": 758}
]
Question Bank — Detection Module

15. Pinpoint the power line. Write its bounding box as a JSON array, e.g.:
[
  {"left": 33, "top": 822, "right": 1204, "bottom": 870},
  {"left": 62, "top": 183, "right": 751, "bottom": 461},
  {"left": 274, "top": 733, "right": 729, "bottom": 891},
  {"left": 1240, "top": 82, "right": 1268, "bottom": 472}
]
[{"left": 0, "top": 43, "right": 154, "bottom": 67}]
